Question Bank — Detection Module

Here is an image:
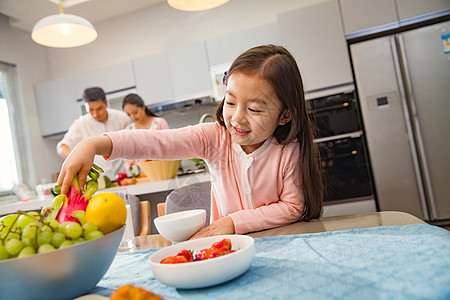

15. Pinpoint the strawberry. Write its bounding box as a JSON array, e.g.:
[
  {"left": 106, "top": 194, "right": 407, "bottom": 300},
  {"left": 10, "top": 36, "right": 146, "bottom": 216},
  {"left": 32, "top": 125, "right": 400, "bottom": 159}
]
[
  {"left": 160, "top": 255, "right": 189, "bottom": 264},
  {"left": 177, "top": 249, "right": 193, "bottom": 262}
]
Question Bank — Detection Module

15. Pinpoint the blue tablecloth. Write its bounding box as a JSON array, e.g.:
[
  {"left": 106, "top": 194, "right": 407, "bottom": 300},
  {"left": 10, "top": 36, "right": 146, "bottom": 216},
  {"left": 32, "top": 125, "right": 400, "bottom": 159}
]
[{"left": 92, "top": 224, "right": 450, "bottom": 299}]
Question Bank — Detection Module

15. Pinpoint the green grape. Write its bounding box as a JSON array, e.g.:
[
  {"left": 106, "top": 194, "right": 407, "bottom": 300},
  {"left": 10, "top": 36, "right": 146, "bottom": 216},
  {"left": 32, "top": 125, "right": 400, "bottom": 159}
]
[
  {"left": 38, "top": 244, "right": 55, "bottom": 253},
  {"left": 65, "top": 222, "right": 82, "bottom": 239},
  {"left": 22, "top": 223, "right": 38, "bottom": 240},
  {"left": 22, "top": 237, "right": 36, "bottom": 247},
  {"left": 57, "top": 221, "right": 71, "bottom": 234},
  {"left": 16, "top": 213, "right": 39, "bottom": 230},
  {"left": 85, "top": 230, "right": 104, "bottom": 241},
  {"left": 72, "top": 237, "right": 85, "bottom": 244},
  {"left": 0, "top": 214, "right": 19, "bottom": 234},
  {"left": 59, "top": 240, "right": 74, "bottom": 248},
  {"left": 18, "top": 246, "right": 36, "bottom": 258},
  {"left": 37, "top": 230, "right": 53, "bottom": 246},
  {"left": 82, "top": 222, "right": 98, "bottom": 235},
  {"left": 5, "top": 239, "right": 23, "bottom": 257},
  {"left": 4, "top": 232, "right": 21, "bottom": 243},
  {"left": 51, "top": 232, "right": 66, "bottom": 248},
  {"left": 0, "top": 243, "right": 8, "bottom": 260}
]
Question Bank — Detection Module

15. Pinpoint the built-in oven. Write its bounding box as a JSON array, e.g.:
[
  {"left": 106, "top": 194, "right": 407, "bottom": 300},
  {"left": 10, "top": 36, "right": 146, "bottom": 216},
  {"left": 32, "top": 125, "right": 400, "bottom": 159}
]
[{"left": 307, "top": 90, "right": 376, "bottom": 214}]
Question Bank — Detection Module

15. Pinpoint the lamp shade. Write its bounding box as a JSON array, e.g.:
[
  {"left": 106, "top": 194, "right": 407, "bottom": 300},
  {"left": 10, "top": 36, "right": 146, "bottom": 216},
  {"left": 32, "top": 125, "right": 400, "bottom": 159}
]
[
  {"left": 168, "top": 0, "right": 229, "bottom": 11},
  {"left": 31, "top": 13, "right": 97, "bottom": 48}
]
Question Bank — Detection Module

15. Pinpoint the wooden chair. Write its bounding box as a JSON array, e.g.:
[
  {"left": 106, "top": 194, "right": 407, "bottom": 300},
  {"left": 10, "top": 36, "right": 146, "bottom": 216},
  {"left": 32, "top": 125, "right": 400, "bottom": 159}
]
[{"left": 139, "top": 201, "right": 150, "bottom": 236}]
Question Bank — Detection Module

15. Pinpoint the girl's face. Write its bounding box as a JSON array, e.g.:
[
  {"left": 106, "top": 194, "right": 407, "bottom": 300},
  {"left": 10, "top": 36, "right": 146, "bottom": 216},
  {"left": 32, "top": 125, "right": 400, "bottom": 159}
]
[
  {"left": 123, "top": 103, "right": 145, "bottom": 123},
  {"left": 223, "top": 72, "right": 291, "bottom": 154}
]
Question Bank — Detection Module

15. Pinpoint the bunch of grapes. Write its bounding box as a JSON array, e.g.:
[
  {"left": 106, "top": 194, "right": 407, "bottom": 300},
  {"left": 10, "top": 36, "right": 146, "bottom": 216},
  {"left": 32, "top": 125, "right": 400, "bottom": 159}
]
[{"left": 0, "top": 210, "right": 104, "bottom": 261}]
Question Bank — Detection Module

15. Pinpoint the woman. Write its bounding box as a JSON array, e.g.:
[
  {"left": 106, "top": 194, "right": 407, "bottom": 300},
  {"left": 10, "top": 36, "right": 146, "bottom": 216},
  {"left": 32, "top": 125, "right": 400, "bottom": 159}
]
[
  {"left": 122, "top": 93, "right": 169, "bottom": 130},
  {"left": 122, "top": 93, "right": 169, "bottom": 171}
]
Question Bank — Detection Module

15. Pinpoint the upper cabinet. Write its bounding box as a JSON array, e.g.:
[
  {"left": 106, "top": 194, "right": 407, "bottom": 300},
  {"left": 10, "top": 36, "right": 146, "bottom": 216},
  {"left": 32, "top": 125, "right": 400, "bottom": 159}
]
[
  {"left": 206, "top": 23, "right": 281, "bottom": 67},
  {"left": 396, "top": 0, "right": 450, "bottom": 21},
  {"left": 277, "top": 0, "right": 353, "bottom": 92},
  {"left": 35, "top": 77, "right": 79, "bottom": 137},
  {"left": 340, "top": 0, "right": 450, "bottom": 35},
  {"left": 133, "top": 52, "right": 174, "bottom": 105},
  {"left": 133, "top": 42, "right": 212, "bottom": 105},
  {"left": 73, "top": 61, "right": 135, "bottom": 97},
  {"left": 167, "top": 42, "right": 212, "bottom": 99},
  {"left": 339, "top": 0, "right": 398, "bottom": 34}
]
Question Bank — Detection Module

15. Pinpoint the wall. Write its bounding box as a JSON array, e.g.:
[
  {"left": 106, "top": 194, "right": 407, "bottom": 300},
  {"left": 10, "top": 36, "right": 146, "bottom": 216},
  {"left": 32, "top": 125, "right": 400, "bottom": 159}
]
[
  {"left": 1, "top": 0, "right": 327, "bottom": 186},
  {"left": 0, "top": 13, "right": 64, "bottom": 188}
]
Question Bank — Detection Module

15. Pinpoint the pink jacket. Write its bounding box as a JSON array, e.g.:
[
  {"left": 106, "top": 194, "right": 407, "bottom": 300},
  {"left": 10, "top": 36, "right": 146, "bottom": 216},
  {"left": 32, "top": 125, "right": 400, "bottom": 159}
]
[{"left": 106, "top": 123, "right": 304, "bottom": 234}]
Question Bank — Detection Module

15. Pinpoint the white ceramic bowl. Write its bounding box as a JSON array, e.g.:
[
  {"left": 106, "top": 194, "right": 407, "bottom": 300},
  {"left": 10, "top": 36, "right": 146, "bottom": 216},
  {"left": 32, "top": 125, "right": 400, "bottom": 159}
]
[
  {"left": 0, "top": 226, "right": 124, "bottom": 300},
  {"left": 154, "top": 209, "right": 206, "bottom": 243},
  {"left": 149, "top": 235, "right": 255, "bottom": 289}
]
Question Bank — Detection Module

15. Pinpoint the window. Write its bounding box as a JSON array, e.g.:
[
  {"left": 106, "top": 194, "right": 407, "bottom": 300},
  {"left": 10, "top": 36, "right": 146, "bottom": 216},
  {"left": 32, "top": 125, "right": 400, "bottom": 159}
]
[{"left": 0, "top": 62, "right": 25, "bottom": 195}]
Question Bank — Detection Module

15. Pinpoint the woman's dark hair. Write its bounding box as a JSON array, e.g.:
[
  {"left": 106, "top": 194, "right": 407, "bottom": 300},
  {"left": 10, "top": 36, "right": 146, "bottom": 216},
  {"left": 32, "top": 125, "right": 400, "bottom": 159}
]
[
  {"left": 122, "top": 93, "right": 157, "bottom": 117},
  {"left": 215, "top": 44, "right": 323, "bottom": 221},
  {"left": 83, "top": 87, "right": 106, "bottom": 103}
]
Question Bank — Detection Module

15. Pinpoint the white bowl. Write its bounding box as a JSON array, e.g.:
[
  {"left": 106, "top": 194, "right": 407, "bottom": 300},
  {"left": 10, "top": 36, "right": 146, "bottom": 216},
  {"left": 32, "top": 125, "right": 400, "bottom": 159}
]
[
  {"left": 154, "top": 209, "right": 206, "bottom": 243},
  {"left": 0, "top": 226, "right": 124, "bottom": 300},
  {"left": 149, "top": 235, "right": 255, "bottom": 289}
]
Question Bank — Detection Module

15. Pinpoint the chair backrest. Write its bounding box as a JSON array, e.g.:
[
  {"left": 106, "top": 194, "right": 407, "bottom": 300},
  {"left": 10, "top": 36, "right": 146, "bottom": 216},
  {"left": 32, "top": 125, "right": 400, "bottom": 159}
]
[
  {"left": 116, "top": 193, "right": 149, "bottom": 236},
  {"left": 165, "top": 181, "right": 211, "bottom": 226}
]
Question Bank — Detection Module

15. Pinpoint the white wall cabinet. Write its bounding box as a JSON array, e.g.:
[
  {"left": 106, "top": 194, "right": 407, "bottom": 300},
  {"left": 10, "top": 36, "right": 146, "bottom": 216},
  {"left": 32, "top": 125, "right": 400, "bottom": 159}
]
[
  {"left": 206, "top": 23, "right": 281, "bottom": 67},
  {"left": 35, "top": 77, "right": 79, "bottom": 137},
  {"left": 167, "top": 41, "right": 212, "bottom": 99},
  {"left": 339, "top": 0, "right": 398, "bottom": 35},
  {"left": 340, "top": 0, "right": 450, "bottom": 35},
  {"left": 133, "top": 52, "right": 174, "bottom": 105},
  {"left": 396, "top": 0, "right": 450, "bottom": 21},
  {"left": 73, "top": 61, "right": 136, "bottom": 98},
  {"left": 277, "top": 0, "right": 353, "bottom": 92}
]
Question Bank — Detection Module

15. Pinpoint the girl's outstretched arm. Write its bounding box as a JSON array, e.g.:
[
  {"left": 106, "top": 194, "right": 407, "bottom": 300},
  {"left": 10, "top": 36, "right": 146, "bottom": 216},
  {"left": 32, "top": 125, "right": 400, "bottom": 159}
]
[{"left": 57, "top": 135, "right": 112, "bottom": 195}]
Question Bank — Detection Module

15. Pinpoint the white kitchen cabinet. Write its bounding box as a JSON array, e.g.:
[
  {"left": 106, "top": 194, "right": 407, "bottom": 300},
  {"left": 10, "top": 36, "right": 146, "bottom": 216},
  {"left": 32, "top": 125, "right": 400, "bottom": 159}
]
[
  {"left": 35, "top": 77, "right": 79, "bottom": 137},
  {"left": 277, "top": 0, "right": 353, "bottom": 92},
  {"left": 339, "top": 0, "right": 398, "bottom": 35},
  {"left": 73, "top": 61, "right": 135, "bottom": 97},
  {"left": 340, "top": 0, "right": 450, "bottom": 35},
  {"left": 396, "top": 0, "right": 450, "bottom": 21},
  {"left": 167, "top": 41, "right": 212, "bottom": 99},
  {"left": 133, "top": 52, "right": 174, "bottom": 105},
  {"left": 206, "top": 23, "right": 281, "bottom": 67}
]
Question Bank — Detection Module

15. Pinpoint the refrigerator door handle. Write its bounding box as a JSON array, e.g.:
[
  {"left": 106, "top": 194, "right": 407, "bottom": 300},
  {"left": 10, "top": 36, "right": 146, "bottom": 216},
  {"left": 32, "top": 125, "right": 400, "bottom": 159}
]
[{"left": 392, "top": 35, "right": 433, "bottom": 220}]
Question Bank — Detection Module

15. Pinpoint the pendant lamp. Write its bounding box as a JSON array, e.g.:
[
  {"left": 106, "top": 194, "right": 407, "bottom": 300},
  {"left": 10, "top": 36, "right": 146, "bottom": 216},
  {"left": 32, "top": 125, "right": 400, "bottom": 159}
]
[
  {"left": 168, "top": 0, "right": 229, "bottom": 11},
  {"left": 31, "top": 2, "right": 97, "bottom": 48}
]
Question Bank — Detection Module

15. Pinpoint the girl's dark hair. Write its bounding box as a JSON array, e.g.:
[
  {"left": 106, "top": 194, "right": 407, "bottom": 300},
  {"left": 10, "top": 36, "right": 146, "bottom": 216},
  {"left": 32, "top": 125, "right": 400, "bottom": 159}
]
[
  {"left": 215, "top": 44, "right": 323, "bottom": 221},
  {"left": 122, "top": 93, "right": 157, "bottom": 117}
]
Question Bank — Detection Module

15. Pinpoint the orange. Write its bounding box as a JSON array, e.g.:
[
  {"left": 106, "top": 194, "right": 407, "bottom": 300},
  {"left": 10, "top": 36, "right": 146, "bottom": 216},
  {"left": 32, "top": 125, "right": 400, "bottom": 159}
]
[{"left": 86, "top": 192, "right": 127, "bottom": 234}]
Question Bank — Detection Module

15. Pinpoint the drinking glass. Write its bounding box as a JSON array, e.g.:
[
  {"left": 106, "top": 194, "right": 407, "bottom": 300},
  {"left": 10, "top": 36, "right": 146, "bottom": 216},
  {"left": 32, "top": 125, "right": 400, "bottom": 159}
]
[{"left": 118, "top": 192, "right": 136, "bottom": 252}]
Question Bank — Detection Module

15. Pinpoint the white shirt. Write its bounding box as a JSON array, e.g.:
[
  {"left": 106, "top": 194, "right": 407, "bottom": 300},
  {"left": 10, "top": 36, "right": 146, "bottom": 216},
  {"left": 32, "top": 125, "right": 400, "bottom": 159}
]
[{"left": 57, "top": 108, "right": 130, "bottom": 179}]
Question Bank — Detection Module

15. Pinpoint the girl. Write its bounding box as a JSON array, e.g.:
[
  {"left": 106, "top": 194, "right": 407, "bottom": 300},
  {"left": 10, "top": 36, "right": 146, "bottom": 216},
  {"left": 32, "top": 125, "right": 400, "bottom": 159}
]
[
  {"left": 58, "top": 45, "right": 323, "bottom": 238},
  {"left": 122, "top": 93, "right": 169, "bottom": 130},
  {"left": 122, "top": 93, "right": 169, "bottom": 171}
]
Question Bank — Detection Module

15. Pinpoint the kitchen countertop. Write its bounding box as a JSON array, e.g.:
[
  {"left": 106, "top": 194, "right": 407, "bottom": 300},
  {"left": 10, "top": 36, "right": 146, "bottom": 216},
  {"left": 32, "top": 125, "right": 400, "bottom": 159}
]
[{"left": 0, "top": 173, "right": 210, "bottom": 216}]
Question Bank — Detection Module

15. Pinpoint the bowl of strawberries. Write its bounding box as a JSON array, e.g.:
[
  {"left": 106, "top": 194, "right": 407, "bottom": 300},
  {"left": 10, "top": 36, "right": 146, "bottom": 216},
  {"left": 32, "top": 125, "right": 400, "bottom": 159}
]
[{"left": 149, "top": 235, "right": 255, "bottom": 289}]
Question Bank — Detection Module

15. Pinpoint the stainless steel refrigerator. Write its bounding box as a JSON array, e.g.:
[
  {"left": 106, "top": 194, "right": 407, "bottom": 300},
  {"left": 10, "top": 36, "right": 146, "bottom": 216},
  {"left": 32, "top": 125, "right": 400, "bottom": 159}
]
[{"left": 350, "top": 20, "right": 450, "bottom": 222}]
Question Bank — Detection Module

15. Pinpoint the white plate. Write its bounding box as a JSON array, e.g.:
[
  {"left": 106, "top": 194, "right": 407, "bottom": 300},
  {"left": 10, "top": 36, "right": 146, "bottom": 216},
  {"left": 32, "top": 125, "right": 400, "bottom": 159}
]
[
  {"left": 73, "top": 294, "right": 109, "bottom": 300},
  {"left": 149, "top": 235, "right": 255, "bottom": 289}
]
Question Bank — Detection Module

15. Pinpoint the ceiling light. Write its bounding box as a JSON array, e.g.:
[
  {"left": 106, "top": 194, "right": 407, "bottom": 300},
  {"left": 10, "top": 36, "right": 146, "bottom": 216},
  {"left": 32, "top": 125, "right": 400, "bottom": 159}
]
[
  {"left": 168, "top": 0, "right": 229, "bottom": 11},
  {"left": 31, "top": 1, "right": 97, "bottom": 48}
]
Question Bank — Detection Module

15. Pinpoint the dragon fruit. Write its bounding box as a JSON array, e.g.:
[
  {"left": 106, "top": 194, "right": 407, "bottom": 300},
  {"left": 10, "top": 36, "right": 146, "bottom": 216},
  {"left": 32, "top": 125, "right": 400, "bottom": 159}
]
[{"left": 51, "top": 165, "right": 103, "bottom": 224}]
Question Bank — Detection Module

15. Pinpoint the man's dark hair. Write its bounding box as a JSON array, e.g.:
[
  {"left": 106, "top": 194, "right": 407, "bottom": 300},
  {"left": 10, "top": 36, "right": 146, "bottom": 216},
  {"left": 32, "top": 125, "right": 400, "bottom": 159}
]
[{"left": 83, "top": 87, "right": 106, "bottom": 103}]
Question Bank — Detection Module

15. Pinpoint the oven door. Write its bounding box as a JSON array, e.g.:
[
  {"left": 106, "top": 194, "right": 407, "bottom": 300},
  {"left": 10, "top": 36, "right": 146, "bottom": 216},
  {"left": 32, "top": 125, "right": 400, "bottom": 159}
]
[{"left": 317, "top": 132, "right": 373, "bottom": 203}]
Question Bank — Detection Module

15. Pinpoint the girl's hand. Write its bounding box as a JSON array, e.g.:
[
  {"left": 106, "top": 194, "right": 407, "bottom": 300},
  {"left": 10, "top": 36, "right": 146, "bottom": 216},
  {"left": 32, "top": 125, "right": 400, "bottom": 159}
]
[
  {"left": 189, "top": 216, "right": 235, "bottom": 240},
  {"left": 57, "top": 136, "right": 112, "bottom": 195}
]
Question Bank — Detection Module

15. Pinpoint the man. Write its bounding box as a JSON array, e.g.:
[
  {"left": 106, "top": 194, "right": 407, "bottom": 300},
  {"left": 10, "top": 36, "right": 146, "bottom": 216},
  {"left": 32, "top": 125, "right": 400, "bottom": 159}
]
[{"left": 57, "top": 87, "right": 130, "bottom": 179}]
